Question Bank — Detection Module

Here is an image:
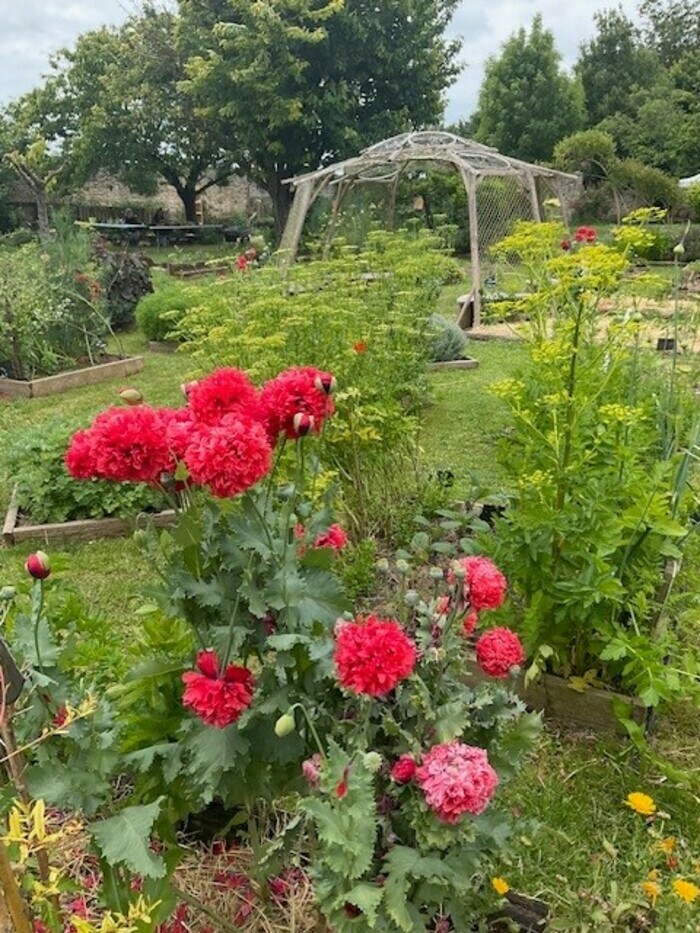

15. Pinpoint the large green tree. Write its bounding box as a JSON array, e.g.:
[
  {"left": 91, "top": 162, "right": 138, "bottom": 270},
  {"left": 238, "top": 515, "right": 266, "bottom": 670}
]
[
  {"left": 473, "top": 15, "right": 584, "bottom": 163},
  {"left": 180, "top": 0, "right": 461, "bottom": 236},
  {"left": 34, "top": 5, "right": 238, "bottom": 221},
  {"left": 575, "top": 9, "right": 661, "bottom": 127},
  {"left": 640, "top": 0, "right": 700, "bottom": 65}
]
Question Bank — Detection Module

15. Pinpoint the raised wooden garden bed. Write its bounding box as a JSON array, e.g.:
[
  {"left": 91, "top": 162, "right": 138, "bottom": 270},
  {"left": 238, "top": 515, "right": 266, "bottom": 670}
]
[
  {"left": 464, "top": 654, "right": 645, "bottom": 735},
  {"left": 2, "top": 486, "right": 176, "bottom": 547},
  {"left": 0, "top": 356, "right": 143, "bottom": 399},
  {"left": 427, "top": 358, "right": 479, "bottom": 371}
]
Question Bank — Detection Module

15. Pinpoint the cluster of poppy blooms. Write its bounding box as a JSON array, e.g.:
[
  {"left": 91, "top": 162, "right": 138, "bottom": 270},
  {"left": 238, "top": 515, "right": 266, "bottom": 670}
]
[{"left": 65, "top": 365, "right": 335, "bottom": 498}]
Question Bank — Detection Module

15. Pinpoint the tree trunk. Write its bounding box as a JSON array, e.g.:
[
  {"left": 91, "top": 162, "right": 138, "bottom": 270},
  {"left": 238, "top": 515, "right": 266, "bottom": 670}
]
[
  {"left": 34, "top": 187, "right": 50, "bottom": 241},
  {"left": 266, "top": 170, "right": 294, "bottom": 243},
  {"left": 180, "top": 185, "right": 198, "bottom": 224}
]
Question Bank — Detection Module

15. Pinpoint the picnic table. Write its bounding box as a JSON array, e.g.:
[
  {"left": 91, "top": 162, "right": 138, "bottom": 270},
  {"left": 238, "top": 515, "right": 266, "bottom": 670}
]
[{"left": 85, "top": 223, "right": 249, "bottom": 246}]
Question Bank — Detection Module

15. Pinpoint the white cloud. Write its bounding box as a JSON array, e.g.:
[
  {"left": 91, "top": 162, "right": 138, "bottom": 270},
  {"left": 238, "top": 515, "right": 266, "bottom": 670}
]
[{"left": 0, "top": 0, "right": 641, "bottom": 122}]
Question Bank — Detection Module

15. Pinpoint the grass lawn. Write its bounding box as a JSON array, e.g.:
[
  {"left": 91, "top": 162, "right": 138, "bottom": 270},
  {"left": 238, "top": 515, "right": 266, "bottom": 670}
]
[{"left": 2, "top": 275, "right": 700, "bottom": 928}]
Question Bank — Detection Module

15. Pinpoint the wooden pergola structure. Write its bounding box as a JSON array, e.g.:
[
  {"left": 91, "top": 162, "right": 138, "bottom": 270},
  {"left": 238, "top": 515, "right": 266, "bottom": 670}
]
[{"left": 279, "top": 131, "right": 580, "bottom": 326}]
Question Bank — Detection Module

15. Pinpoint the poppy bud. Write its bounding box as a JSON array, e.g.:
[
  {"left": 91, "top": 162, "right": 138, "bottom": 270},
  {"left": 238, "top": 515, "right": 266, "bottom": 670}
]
[
  {"left": 181, "top": 381, "right": 198, "bottom": 398},
  {"left": 314, "top": 373, "right": 337, "bottom": 396},
  {"left": 363, "top": 752, "right": 382, "bottom": 773},
  {"left": 404, "top": 589, "right": 419, "bottom": 607},
  {"left": 274, "top": 712, "right": 296, "bottom": 737},
  {"left": 395, "top": 559, "right": 410, "bottom": 576},
  {"left": 118, "top": 387, "right": 143, "bottom": 405},
  {"left": 429, "top": 567, "right": 444, "bottom": 581},
  {"left": 673, "top": 242, "right": 685, "bottom": 256},
  {"left": 375, "top": 558, "right": 390, "bottom": 574},
  {"left": 292, "top": 412, "right": 314, "bottom": 436},
  {"left": 0, "top": 586, "right": 16, "bottom": 601},
  {"left": 25, "top": 551, "right": 51, "bottom": 580}
]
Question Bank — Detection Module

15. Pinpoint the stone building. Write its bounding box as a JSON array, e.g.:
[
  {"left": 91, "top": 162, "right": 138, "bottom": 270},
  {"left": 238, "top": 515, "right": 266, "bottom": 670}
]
[{"left": 9, "top": 170, "right": 271, "bottom": 226}]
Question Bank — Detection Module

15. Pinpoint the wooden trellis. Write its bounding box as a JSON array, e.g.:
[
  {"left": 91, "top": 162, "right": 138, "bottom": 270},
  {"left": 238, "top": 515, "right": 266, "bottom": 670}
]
[{"left": 279, "top": 131, "right": 580, "bottom": 327}]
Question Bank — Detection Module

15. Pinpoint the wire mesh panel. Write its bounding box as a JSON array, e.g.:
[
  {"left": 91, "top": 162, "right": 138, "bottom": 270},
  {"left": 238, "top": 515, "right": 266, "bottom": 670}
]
[{"left": 475, "top": 175, "right": 537, "bottom": 304}]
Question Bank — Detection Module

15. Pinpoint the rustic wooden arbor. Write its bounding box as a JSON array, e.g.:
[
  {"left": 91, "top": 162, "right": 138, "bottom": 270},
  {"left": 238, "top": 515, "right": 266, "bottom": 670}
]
[{"left": 279, "top": 131, "right": 579, "bottom": 326}]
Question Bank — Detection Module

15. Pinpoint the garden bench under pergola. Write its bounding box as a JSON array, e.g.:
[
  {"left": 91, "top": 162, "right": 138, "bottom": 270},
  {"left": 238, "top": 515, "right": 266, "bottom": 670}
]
[{"left": 279, "top": 131, "right": 580, "bottom": 327}]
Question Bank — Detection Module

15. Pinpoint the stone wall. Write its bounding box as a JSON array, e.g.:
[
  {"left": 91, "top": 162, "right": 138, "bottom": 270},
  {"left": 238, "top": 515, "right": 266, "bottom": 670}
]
[{"left": 9, "top": 171, "right": 271, "bottom": 225}]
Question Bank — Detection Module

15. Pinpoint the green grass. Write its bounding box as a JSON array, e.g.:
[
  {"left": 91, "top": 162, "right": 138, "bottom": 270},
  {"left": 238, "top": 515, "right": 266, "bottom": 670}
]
[
  {"left": 420, "top": 340, "right": 528, "bottom": 496},
  {"left": 142, "top": 242, "right": 245, "bottom": 265}
]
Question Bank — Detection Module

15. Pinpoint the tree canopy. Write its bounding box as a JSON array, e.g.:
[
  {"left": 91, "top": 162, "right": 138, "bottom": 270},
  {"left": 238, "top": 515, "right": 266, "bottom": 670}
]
[
  {"left": 179, "top": 0, "right": 461, "bottom": 234},
  {"left": 473, "top": 15, "right": 584, "bottom": 163}
]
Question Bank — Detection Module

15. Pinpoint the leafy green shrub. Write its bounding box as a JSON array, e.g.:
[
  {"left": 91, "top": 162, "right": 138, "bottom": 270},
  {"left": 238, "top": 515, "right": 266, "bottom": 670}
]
[
  {"left": 135, "top": 282, "right": 193, "bottom": 341},
  {"left": 94, "top": 241, "right": 153, "bottom": 330},
  {"left": 609, "top": 159, "right": 682, "bottom": 212},
  {"left": 0, "top": 225, "right": 110, "bottom": 380},
  {"left": 173, "top": 229, "right": 463, "bottom": 537},
  {"left": 428, "top": 314, "right": 467, "bottom": 361},
  {"left": 487, "top": 221, "right": 700, "bottom": 707},
  {"left": 0, "top": 228, "right": 35, "bottom": 247},
  {"left": 2, "top": 421, "right": 166, "bottom": 523}
]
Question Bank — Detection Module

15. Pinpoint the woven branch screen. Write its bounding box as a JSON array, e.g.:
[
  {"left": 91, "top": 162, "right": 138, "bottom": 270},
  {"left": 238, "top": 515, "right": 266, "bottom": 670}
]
[{"left": 280, "top": 132, "right": 580, "bottom": 326}]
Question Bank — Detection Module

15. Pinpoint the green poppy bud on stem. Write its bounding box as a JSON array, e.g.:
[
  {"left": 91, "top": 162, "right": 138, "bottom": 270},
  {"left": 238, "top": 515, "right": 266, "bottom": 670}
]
[
  {"left": 395, "top": 559, "right": 410, "bottom": 576},
  {"left": 118, "top": 387, "right": 144, "bottom": 405},
  {"left": 375, "top": 558, "right": 390, "bottom": 574},
  {"left": 405, "top": 589, "right": 419, "bottom": 607},
  {"left": 363, "top": 752, "right": 382, "bottom": 773},
  {"left": 274, "top": 712, "right": 296, "bottom": 738}
]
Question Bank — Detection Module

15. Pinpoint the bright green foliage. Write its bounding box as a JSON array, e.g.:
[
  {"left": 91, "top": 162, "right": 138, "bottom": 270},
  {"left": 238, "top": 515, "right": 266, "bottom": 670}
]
[
  {"left": 553, "top": 129, "right": 618, "bottom": 178},
  {"left": 486, "top": 221, "right": 700, "bottom": 705},
  {"left": 612, "top": 207, "right": 671, "bottom": 261},
  {"left": 135, "top": 283, "right": 197, "bottom": 342},
  {"left": 180, "top": 0, "right": 460, "bottom": 234},
  {"left": 31, "top": 6, "right": 237, "bottom": 222},
  {"left": 474, "top": 15, "right": 585, "bottom": 163},
  {"left": 575, "top": 9, "right": 662, "bottom": 127},
  {"left": 173, "top": 229, "right": 462, "bottom": 536},
  {"left": 90, "top": 799, "right": 166, "bottom": 879},
  {"left": 3, "top": 420, "right": 165, "bottom": 523},
  {"left": 0, "top": 224, "right": 109, "bottom": 379}
]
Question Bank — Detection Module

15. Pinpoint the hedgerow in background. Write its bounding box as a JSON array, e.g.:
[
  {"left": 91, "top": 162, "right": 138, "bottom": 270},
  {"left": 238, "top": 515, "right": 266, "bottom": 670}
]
[
  {"left": 487, "top": 221, "right": 700, "bottom": 707},
  {"left": 171, "top": 229, "right": 462, "bottom": 537}
]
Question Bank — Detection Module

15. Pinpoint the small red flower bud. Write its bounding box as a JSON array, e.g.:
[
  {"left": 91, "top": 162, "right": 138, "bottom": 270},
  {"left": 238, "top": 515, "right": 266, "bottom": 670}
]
[
  {"left": 292, "top": 412, "right": 314, "bottom": 436},
  {"left": 25, "top": 551, "right": 51, "bottom": 580},
  {"left": 353, "top": 341, "right": 368, "bottom": 354},
  {"left": 53, "top": 706, "right": 69, "bottom": 728},
  {"left": 314, "top": 373, "right": 337, "bottom": 396},
  {"left": 560, "top": 239, "right": 571, "bottom": 251},
  {"left": 117, "top": 387, "right": 143, "bottom": 405},
  {"left": 180, "top": 380, "right": 198, "bottom": 398}
]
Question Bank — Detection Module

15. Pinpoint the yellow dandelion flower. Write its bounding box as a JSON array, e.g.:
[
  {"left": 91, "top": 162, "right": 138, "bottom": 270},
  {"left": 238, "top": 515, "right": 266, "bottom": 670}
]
[
  {"left": 492, "top": 877, "right": 509, "bottom": 896},
  {"left": 648, "top": 868, "right": 660, "bottom": 882},
  {"left": 625, "top": 792, "right": 656, "bottom": 816},
  {"left": 642, "top": 880, "right": 661, "bottom": 907},
  {"left": 672, "top": 879, "right": 700, "bottom": 904},
  {"left": 658, "top": 837, "right": 676, "bottom": 855}
]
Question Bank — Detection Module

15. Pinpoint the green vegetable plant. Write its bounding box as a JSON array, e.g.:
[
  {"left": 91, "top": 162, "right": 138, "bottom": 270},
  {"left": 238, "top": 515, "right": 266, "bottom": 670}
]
[{"left": 487, "top": 220, "right": 700, "bottom": 707}]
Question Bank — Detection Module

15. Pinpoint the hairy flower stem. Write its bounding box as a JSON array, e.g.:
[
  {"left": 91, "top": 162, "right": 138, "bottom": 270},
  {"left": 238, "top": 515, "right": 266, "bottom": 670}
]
[
  {"left": 32, "top": 580, "right": 45, "bottom": 675},
  {"left": 287, "top": 702, "right": 326, "bottom": 760}
]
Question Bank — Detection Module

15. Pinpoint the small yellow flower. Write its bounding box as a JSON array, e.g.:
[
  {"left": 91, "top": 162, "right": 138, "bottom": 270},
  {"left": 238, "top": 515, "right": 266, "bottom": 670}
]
[
  {"left": 658, "top": 836, "right": 676, "bottom": 855},
  {"left": 492, "top": 877, "right": 509, "bottom": 896},
  {"left": 626, "top": 792, "right": 656, "bottom": 816},
  {"left": 672, "top": 879, "right": 700, "bottom": 904},
  {"left": 648, "top": 868, "right": 660, "bottom": 882},
  {"left": 642, "top": 880, "right": 661, "bottom": 906}
]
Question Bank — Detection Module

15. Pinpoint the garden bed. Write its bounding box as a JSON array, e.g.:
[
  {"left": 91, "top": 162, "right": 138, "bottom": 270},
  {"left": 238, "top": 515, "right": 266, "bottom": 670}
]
[
  {"left": 147, "top": 340, "right": 180, "bottom": 353},
  {"left": 427, "top": 357, "right": 479, "bottom": 371},
  {"left": 0, "top": 356, "right": 144, "bottom": 399},
  {"left": 2, "top": 485, "right": 176, "bottom": 546},
  {"left": 464, "top": 654, "right": 645, "bottom": 735}
]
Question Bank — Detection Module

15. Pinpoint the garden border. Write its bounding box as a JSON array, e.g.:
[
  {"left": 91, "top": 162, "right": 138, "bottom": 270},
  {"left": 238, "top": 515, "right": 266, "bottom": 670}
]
[
  {"left": 0, "top": 357, "right": 144, "bottom": 399},
  {"left": 464, "top": 655, "right": 646, "bottom": 735},
  {"left": 427, "top": 358, "right": 479, "bottom": 371},
  {"left": 2, "top": 486, "right": 176, "bottom": 547}
]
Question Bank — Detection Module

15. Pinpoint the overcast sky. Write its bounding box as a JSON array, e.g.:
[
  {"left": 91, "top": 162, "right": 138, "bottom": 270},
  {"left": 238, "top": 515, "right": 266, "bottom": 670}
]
[{"left": 1, "top": 0, "right": 641, "bottom": 122}]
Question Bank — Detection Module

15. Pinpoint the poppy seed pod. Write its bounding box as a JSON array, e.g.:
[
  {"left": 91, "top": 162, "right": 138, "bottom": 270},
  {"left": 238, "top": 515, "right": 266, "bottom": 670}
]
[{"left": 25, "top": 551, "right": 51, "bottom": 580}]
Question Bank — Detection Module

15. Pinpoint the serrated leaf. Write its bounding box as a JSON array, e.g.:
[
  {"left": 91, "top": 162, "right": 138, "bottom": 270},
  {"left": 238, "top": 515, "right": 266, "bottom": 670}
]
[
  {"left": 344, "top": 883, "right": 384, "bottom": 926},
  {"left": 90, "top": 799, "right": 165, "bottom": 879}
]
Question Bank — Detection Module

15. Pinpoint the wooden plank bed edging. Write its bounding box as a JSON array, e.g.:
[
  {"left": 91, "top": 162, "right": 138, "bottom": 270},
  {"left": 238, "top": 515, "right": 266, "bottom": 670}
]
[
  {"left": 2, "top": 488, "right": 176, "bottom": 546},
  {"left": 0, "top": 357, "right": 144, "bottom": 399}
]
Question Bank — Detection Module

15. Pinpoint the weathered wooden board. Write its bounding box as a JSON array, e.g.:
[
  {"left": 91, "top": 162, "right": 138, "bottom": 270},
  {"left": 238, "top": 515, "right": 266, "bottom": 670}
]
[{"left": 0, "top": 357, "right": 144, "bottom": 399}]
